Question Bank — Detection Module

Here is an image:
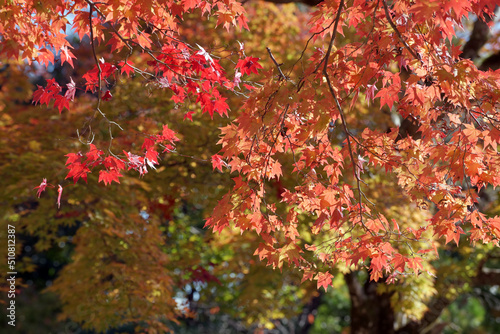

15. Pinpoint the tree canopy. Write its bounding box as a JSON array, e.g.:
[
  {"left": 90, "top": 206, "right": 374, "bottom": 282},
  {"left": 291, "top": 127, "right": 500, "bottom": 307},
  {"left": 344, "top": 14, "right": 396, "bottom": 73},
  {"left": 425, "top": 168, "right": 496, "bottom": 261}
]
[{"left": 1, "top": 0, "right": 500, "bottom": 333}]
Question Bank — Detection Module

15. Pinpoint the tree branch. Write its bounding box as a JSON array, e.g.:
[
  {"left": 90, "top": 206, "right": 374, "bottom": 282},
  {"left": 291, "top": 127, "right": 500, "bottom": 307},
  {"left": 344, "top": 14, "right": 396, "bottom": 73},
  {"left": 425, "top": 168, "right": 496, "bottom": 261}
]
[
  {"left": 479, "top": 53, "right": 500, "bottom": 71},
  {"left": 462, "top": 18, "right": 493, "bottom": 61},
  {"left": 473, "top": 267, "right": 500, "bottom": 285},
  {"left": 382, "top": 0, "right": 422, "bottom": 63},
  {"left": 266, "top": 47, "right": 288, "bottom": 81},
  {"left": 396, "top": 295, "right": 452, "bottom": 334}
]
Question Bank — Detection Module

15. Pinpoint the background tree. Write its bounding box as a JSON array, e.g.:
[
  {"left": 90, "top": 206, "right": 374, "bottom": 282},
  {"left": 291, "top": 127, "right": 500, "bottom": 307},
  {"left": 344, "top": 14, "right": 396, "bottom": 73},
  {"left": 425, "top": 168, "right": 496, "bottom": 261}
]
[{"left": 1, "top": 1, "right": 500, "bottom": 333}]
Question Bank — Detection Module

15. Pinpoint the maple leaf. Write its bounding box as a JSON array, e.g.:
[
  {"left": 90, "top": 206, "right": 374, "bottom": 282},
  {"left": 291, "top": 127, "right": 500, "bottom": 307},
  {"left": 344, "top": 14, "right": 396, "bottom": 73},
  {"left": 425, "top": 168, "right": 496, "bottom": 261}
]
[
  {"left": 195, "top": 44, "right": 214, "bottom": 65},
  {"left": 98, "top": 169, "right": 123, "bottom": 186},
  {"left": 82, "top": 69, "right": 99, "bottom": 92},
  {"left": 183, "top": 111, "right": 195, "bottom": 121},
  {"left": 32, "top": 78, "right": 62, "bottom": 107},
  {"left": 145, "top": 147, "right": 159, "bottom": 165},
  {"left": 376, "top": 86, "right": 399, "bottom": 110},
  {"left": 135, "top": 32, "right": 153, "bottom": 49},
  {"left": 124, "top": 151, "right": 149, "bottom": 176},
  {"left": 268, "top": 160, "right": 282, "bottom": 180},
  {"left": 392, "top": 254, "right": 406, "bottom": 272},
  {"left": 124, "top": 151, "right": 143, "bottom": 169},
  {"left": 100, "top": 61, "right": 118, "bottom": 78},
  {"left": 212, "top": 95, "right": 229, "bottom": 117},
  {"left": 141, "top": 137, "right": 156, "bottom": 151},
  {"left": 171, "top": 87, "right": 186, "bottom": 104},
  {"left": 243, "top": 83, "right": 256, "bottom": 91},
  {"left": 370, "top": 269, "right": 384, "bottom": 282},
  {"left": 34, "top": 178, "right": 54, "bottom": 198},
  {"left": 57, "top": 185, "right": 63, "bottom": 209},
  {"left": 236, "top": 15, "right": 249, "bottom": 30},
  {"left": 444, "top": 0, "right": 471, "bottom": 19},
  {"left": 65, "top": 162, "right": 91, "bottom": 184},
  {"left": 53, "top": 95, "right": 70, "bottom": 113},
  {"left": 233, "top": 69, "right": 242, "bottom": 88},
  {"left": 65, "top": 152, "right": 82, "bottom": 166},
  {"left": 216, "top": 12, "right": 236, "bottom": 32},
  {"left": 278, "top": 243, "right": 303, "bottom": 267},
  {"left": 365, "top": 84, "right": 378, "bottom": 106},
  {"left": 32, "top": 85, "right": 46, "bottom": 106},
  {"left": 85, "top": 144, "right": 104, "bottom": 164},
  {"left": 107, "top": 36, "right": 125, "bottom": 53},
  {"left": 182, "top": 0, "right": 198, "bottom": 10},
  {"left": 236, "top": 57, "right": 263, "bottom": 76},
  {"left": 36, "top": 48, "right": 55, "bottom": 67},
  {"left": 211, "top": 154, "right": 224, "bottom": 172},
  {"left": 406, "top": 257, "right": 423, "bottom": 276},
  {"left": 444, "top": 227, "right": 465, "bottom": 246},
  {"left": 118, "top": 61, "right": 135, "bottom": 77},
  {"left": 64, "top": 77, "right": 76, "bottom": 101},
  {"left": 315, "top": 272, "right": 333, "bottom": 291},
  {"left": 371, "top": 253, "right": 389, "bottom": 273},
  {"left": 103, "top": 156, "right": 126, "bottom": 171},
  {"left": 102, "top": 91, "right": 113, "bottom": 101},
  {"left": 355, "top": 155, "right": 368, "bottom": 179},
  {"left": 160, "top": 124, "right": 180, "bottom": 143},
  {"left": 392, "top": 219, "right": 401, "bottom": 233},
  {"left": 60, "top": 45, "right": 76, "bottom": 68}
]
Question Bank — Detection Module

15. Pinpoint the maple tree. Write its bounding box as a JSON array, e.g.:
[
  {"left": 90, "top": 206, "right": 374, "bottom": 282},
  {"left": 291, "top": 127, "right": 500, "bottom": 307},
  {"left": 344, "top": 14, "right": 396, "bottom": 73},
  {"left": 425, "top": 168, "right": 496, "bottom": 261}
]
[{"left": 2, "top": 0, "right": 500, "bottom": 333}]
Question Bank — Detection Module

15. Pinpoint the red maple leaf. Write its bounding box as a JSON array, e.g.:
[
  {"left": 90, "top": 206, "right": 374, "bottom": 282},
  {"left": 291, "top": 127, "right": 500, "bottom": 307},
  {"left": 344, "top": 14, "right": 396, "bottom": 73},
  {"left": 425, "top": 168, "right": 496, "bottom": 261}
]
[
  {"left": 392, "top": 254, "right": 406, "bottom": 272},
  {"left": 160, "top": 124, "right": 180, "bottom": 143},
  {"left": 85, "top": 144, "right": 104, "bottom": 164},
  {"left": 235, "top": 57, "right": 263, "bottom": 76},
  {"left": 376, "top": 86, "right": 399, "bottom": 110},
  {"left": 141, "top": 137, "right": 156, "bottom": 151},
  {"left": 118, "top": 60, "right": 135, "bottom": 77},
  {"left": 182, "top": 0, "right": 198, "bottom": 10},
  {"left": 211, "top": 154, "right": 224, "bottom": 172},
  {"left": 32, "top": 86, "right": 47, "bottom": 106},
  {"left": 183, "top": 111, "right": 195, "bottom": 121},
  {"left": 65, "top": 162, "right": 91, "bottom": 183},
  {"left": 315, "top": 272, "right": 333, "bottom": 291},
  {"left": 33, "top": 78, "right": 62, "bottom": 107},
  {"left": 65, "top": 152, "right": 82, "bottom": 166},
  {"left": 145, "top": 147, "right": 159, "bottom": 165},
  {"left": 98, "top": 169, "right": 123, "bottom": 186},
  {"left": 102, "top": 156, "right": 126, "bottom": 171},
  {"left": 212, "top": 92, "right": 229, "bottom": 117},
  {"left": 60, "top": 45, "right": 76, "bottom": 68},
  {"left": 82, "top": 68, "right": 98, "bottom": 92},
  {"left": 53, "top": 95, "right": 70, "bottom": 113},
  {"left": 102, "top": 91, "right": 113, "bottom": 101}
]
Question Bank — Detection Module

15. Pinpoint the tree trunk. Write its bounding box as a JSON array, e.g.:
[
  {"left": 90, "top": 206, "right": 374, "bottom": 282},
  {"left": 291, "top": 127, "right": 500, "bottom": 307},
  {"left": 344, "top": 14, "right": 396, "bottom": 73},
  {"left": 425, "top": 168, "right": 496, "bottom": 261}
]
[
  {"left": 345, "top": 272, "right": 395, "bottom": 334},
  {"left": 298, "top": 290, "right": 324, "bottom": 334}
]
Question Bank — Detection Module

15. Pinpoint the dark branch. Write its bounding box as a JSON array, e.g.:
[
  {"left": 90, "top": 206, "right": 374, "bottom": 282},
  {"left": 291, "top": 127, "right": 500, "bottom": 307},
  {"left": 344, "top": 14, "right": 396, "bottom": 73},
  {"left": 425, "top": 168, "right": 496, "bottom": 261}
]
[
  {"left": 462, "top": 18, "right": 492, "bottom": 61},
  {"left": 479, "top": 53, "right": 500, "bottom": 71},
  {"left": 473, "top": 267, "right": 500, "bottom": 285},
  {"left": 266, "top": 47, "right": 288, "bottom": 81},
  {"left": 396, "top": 296, "right": 452, "bottom": 334},
  {"left": 382, "top": 0, "right": 421, "bottom": 63}
]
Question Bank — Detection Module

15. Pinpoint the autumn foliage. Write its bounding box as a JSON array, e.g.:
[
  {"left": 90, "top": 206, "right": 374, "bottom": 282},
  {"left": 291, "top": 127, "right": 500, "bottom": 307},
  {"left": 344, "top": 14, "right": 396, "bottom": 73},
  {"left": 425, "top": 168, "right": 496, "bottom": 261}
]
[{"left": 1, "top": 0, "right": 500, "bottom": 332}]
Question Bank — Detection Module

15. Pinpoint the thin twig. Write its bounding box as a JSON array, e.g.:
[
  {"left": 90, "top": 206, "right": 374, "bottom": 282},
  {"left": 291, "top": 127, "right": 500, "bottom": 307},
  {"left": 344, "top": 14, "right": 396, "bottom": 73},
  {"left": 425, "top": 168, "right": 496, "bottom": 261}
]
[
  {"left": 322, "top": 0, "right": 344, "bottom": 76},
  {"left": 266, "top": 47, "right": 288, "bottom": 82},
  {"left": 321, "top": 0, "right": 368, "bottom": 228},
  {"left": 382, "top": 0, "right": 422, "bottom": 63},
  {"left": 87, "top": 1, "right": 102, "bottom": 103}
]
